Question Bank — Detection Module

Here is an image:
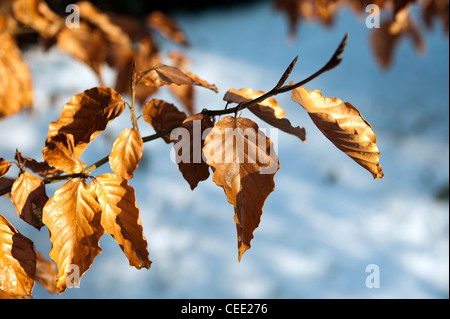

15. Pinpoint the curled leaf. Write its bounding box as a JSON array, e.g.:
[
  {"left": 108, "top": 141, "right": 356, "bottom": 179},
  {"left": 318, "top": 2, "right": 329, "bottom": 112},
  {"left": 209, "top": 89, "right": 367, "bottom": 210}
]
[
  {"left": 42, "top": 133, "right": 85, "bottom": 174},
  {"left": 143, "top": 99, "right": 187, "bottom": 143},
  {"left": 292, "top": 86, "right": 384, "bottom": 179},
  {"left": 15, "top": 151, "right": 63, "bottom": 178},
  {"left": 46, "top": 87, "right": 126, "bottom": 158},
  {"left": 224, "top": 88, "right": 306, "bottom": 142},
  {"left": 138, "top": 64, "right": 218, "bottom": 93}
]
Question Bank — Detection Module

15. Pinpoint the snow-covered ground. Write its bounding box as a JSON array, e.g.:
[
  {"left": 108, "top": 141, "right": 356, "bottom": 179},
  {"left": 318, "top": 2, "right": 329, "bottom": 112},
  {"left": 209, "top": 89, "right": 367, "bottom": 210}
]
[{"left": 0, "top": 1, "right": 448, "bottom": 298}]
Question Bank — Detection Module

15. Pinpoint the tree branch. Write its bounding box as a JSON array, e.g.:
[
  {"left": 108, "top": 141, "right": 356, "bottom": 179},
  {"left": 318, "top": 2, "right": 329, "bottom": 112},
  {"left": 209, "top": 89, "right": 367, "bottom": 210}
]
[
  {"left": 201, "top": 33, "right": 348, "bottom": 117},
  {"left": 0, "top": 33, "right": 348, "bottom": 196}
]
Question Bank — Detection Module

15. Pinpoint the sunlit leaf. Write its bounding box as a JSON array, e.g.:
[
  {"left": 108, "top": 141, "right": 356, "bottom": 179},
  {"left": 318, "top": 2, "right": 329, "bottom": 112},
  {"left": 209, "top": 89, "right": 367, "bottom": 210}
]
[
  {"left": 292, "top": 86, "right": 384, "bottom": 179},
  {"left": 91, "top": 174, "right": 151, "bottom": 269},
  {"left": 43, "top": 178, "right": 104, "bottom": 293},
  {"left": 203, "top": 116, "right": 280, "bottom": 261},
  {"left": 42, "top": 133, "right": 85, "bottom": 174},
  {"left": 10, "top": 171, "right": 47, "bottom": 230},
  {"left": 0, "top": 213, "right": 36, "bottom": 298},
  {"left": 46, "top": 87, "right": 126, "bottom": 158},
  {"left": 109, "top": 128, "right": 143, "bottom": 180},
  {"left": 223, "top": 88, "right": 306, "bottom": 142}
]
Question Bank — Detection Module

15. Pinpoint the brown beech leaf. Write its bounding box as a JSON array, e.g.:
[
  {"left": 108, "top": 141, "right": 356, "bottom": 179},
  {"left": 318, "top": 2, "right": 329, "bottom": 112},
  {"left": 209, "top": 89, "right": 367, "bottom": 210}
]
[
  {"left": 35, "top": 251, "right": 58, "bottom": 295},
  {"left": 143, "top": 99, "right": 187, "bottom": 143},
  {"left": 91, "top": 174, "right": 151, "bottom": 269},
  {"left": 75, "top": 1, "right": 134, "bottom": 69},
  {"left": 15, "top": 150, "right": 63, "bottom": 178},
  {"left": 203, "top": 116, "right": 280, "bottom": 261},
  {"left": 0, "top": 158, "right": 11, "bottom": 178},
  {"left": 146, "top": 11, "right": 188, "bottom": 46},
  {"left": 12, "top": 0, "right": 63, "bottom": 38},
  {"left": 10, "top": 171, "right": 47, "bottom": 230},
  {"left": 42, "top": 133, "right": 85, "bottom": 174},
  {"left": 43, "top": 178, "right": 104, "bottom": 293},
  {"left": 170, "top": 113, "right": 215, "bottom": 190},
  {"left": 109, "top": 128, "right": 143, "bottom": 180},
  {"left": 57, "top": 21, "right": 108, "bottom": 81},
  {"left": 46, "top": 87, "right": 126, "bottom": 158},
  {"left": 0, "top": 213, "right": 36, "bottom": 299},
  {"left": 224, "top": 88, "right": 306, "bottom": 142},
  {"left": 372, "top": 7, "right": 425, "bottom": 68},
  {"left": 292, "top": 86, "right": 384, "bottom": 179},
  {"left": 138, "top": 64, "right": 218, "bottom": 93},
  {"left": 0, "top": 22, "right": 33, "bottom": 119}
]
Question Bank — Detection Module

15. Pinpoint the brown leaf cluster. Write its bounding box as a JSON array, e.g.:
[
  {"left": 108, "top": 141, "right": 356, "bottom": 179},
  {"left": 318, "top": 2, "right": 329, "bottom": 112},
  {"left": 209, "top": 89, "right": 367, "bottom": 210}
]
[
  {"left": 1, "top": 0, "right": 208, "bottom": 121},
  {"left": 274, "top": 0, "right": 448, "bottom": 68}
]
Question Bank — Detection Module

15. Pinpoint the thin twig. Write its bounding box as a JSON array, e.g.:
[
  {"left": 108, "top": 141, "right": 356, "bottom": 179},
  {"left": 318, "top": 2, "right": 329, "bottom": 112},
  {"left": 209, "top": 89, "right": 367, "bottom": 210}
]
[{"left": 0, "top": 34, "right": 348, "bottom": 196}]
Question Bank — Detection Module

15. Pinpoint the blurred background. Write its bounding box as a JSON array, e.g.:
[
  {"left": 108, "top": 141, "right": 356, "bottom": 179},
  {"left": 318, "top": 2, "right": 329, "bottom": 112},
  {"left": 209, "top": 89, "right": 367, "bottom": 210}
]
[{"left": 1, "top": 0, "right": 448, "bottom": 298}]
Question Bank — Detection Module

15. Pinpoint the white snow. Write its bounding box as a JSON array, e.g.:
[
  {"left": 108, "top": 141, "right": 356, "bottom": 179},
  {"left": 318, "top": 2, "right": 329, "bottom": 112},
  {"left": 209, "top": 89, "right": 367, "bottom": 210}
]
[{"left": 0, "top": 1, "right": 448, "bottom": 298}]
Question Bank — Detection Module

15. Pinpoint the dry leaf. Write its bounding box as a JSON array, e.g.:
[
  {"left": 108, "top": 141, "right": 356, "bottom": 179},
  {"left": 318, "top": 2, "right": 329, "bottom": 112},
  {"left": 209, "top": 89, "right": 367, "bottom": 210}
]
[
  {"left": 223, "top": 88, "right": 306, "bottom": 142},
  {"left": 43, "top": 178, "right": 104, "bottom": 293},
  {"left": 170, "top": 113, "right": 215, "bottom": 190},
  {"left": 146, "top": 11, "right": 188, "bottom": 46},
  {"left": 0, "top": 213, "right": 36, "bottom": 298},
  {"left": 12, "top": 0, "right": 63, "bottom": 38},
  {"left": 46, "top": 87, "right": 126, "bottom": 158},
  {"left": 143, "top": 99, "right": 187, "bottom": 143},
  {"left": 35, "top": 251, "right": 58, "bottom": 294},
  {"left": 0, "top": 158, "right": 11, "bottom": 178},
  {"left": 75, "top": 1, "right": 133, "bottom": 69},
  {"left": 57, "top": 21, "right": 108, "bottom": 81},
  {"left": 10, "top": 171, "right": 47, "bottom": 230},
  {"left": 91, "top": 174, "right": 151, "bottom": 269},
  {"left": 203, "top": 116, "right": 280, "bottom": 260},
  {"left": 0, "top": 23, "right": 33, "bottom": 119},
  {"left": 43, "top": 133, "right": 85, "bottom": 174},
  {"left": 292, "top": 86, "right": 384, "bottom": 179},
  {"left": 372, "top": 6, "right": 425, "bottom": 68},
  {"left": 109, "top": 128, "right": 143, "bottom": 180},
  {"left": 15, "top": 150, "right": 63, "bottom": 178},
  {"left": 138, "top": 64, "right": 218, "bottom": 93}
]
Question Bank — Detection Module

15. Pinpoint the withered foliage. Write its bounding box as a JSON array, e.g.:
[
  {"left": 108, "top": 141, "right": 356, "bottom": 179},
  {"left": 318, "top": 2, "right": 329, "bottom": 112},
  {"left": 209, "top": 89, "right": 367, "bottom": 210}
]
[
  {"left": 0, "top": 0, "right": 395, "bottom": 298},
  {"left": 274, "top": 0, "right": 448, "bottom": 68}
]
